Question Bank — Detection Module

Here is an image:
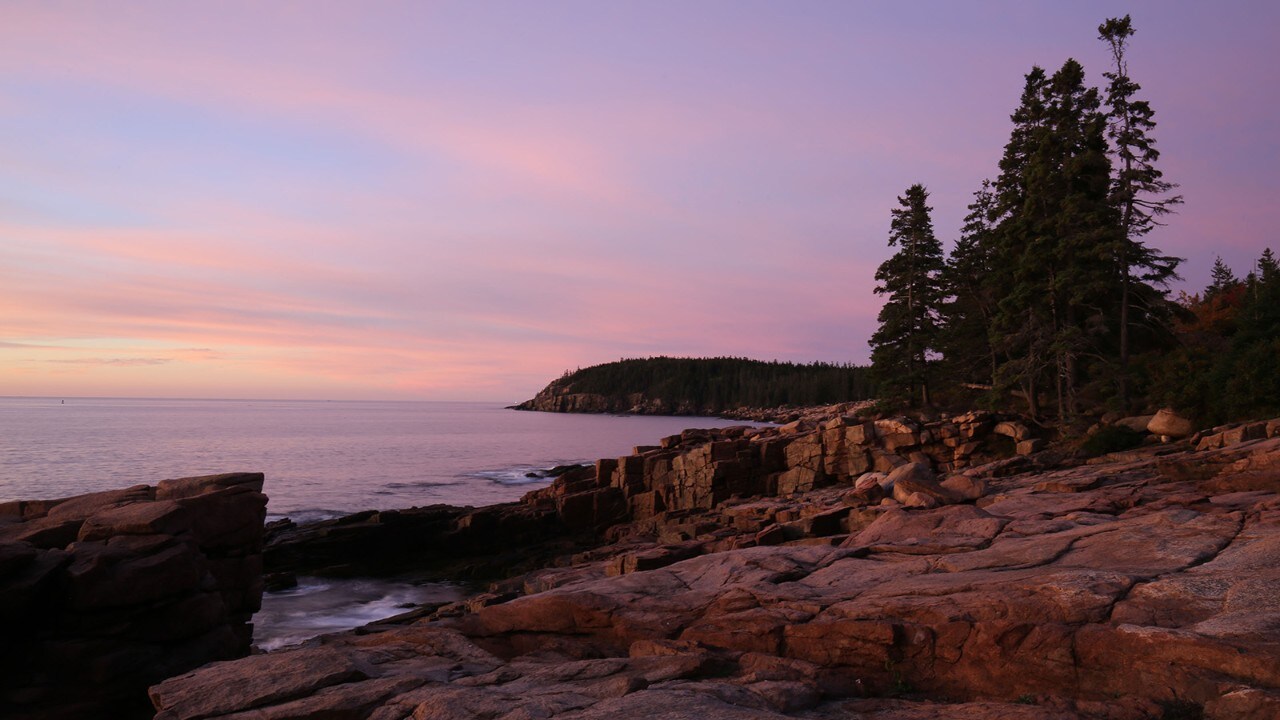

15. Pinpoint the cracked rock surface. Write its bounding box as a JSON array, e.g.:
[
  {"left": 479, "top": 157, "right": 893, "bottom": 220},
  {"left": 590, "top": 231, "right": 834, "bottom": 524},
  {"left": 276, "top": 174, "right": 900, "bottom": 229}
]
[{"left": 152, "top": 436, "right": 1280, "bottom": 720}]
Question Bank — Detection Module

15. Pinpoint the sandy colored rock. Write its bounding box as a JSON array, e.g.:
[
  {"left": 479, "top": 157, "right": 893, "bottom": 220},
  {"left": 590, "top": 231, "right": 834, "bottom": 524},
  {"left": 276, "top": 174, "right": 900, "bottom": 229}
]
[
  {"left": 939, "top": 473, "right": 987, "bottom": 501},
  {"left": 888, "top": 462, "right": 956, "bottom": 506},
  {"left": 1147, "top": 408, "right": 1195, "bottom": 438}
]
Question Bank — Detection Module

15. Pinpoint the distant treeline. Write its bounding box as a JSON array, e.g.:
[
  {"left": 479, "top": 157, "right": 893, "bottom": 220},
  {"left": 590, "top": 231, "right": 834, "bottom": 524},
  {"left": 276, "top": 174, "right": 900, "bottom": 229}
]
[{"left": 552, "top": 357, "right": 874, "bottom": 410}]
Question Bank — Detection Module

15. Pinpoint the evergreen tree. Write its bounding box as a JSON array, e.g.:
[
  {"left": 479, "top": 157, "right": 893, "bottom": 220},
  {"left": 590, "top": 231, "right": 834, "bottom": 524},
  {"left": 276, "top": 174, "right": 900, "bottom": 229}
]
[
  {"left": 1098, "top": 15, "right": 1183, "bottom": 410},
  {"left": 1205, "top": 256, "right": 1239, "bottom": 299},
  {"left": 986, "top": 67, "right": 1053, "bottom": 415},
  {"left": 988, "top": 59, "right": 1117, "bottom": 421},
  {"left": 1258, "top": 248, "right": 1278, "bottom": 283},
  {"left": 939, "top": 180, "right": 1000, "bottom": 389},
  {"left": 870, "top": 184, "right": 946, "bottom": 406}
]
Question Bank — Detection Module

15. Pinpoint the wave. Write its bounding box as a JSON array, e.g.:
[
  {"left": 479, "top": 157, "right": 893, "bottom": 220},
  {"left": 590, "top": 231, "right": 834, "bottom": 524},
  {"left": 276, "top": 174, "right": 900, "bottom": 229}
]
[
  {"left": 254, "top": 577, "right": 463, "bottom": 652},
  {"left": 468, "top": 461, "right": 592, "bottom": 486},
  {"left": 380, "top": 480, "right": 467, "bottom": 489},
  {"left": 265, "top": 508, "right": 345, "bottom": 525}
]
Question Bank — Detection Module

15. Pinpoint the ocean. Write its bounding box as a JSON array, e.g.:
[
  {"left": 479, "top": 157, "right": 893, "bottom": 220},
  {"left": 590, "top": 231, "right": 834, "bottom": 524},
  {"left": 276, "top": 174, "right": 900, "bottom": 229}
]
[
  {"left": 0, "top": 397, "right": 758, "bottom": 517},
  {"left": 0, "top": 396, "right": 759, "bottom": 650}
]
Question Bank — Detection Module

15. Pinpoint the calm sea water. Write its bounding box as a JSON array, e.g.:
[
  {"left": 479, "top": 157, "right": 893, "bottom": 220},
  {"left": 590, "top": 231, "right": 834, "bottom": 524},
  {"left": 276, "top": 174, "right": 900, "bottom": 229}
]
[{"left": 0, "top": 397, "right": 756, "bottom": 518}]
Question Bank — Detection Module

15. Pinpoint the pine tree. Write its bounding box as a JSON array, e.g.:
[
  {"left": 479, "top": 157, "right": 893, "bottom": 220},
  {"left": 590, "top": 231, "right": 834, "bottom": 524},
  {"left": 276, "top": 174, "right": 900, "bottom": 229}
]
[
  {"left": 1098, "top": 15, "right": 1183, "bottom": 410},
  {"left": 985, "top": 67, "right": 1052, "bottom": 415},
  {"left": 988, "top": 60, "right": 1117, "bottom": 421},
  {"left": 1215, "top": 249, "right": 1280, "bottom": 419},
  {"left": 939, "top": 180, "right": 1000, "bottom": 389},
  {"left": 1205, "top": 256, "right": 1238, "bottom": 299},
  {"left": 870, "top": 184, "right": 946, "bottom": 406},
  {"left": 1258, "top": 248, "right": 1278, "bottom": 283}
]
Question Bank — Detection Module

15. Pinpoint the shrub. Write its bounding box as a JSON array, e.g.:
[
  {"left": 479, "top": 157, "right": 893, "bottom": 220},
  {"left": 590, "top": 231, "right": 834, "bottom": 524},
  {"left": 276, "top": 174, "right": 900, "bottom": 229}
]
[{"left": 1081, "top": 424, "right": 1145, "bottom": 457}]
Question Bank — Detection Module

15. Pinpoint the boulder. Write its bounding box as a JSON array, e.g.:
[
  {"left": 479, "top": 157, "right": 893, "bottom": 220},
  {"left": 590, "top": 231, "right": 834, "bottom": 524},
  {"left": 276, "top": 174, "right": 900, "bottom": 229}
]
[
  {"left": 1016, "top": 438, "right": 1045, "bottom": 456},
  {"left": 888, "top": 463, "right": 956, "bottom": 506},
  {"left": 940, "top": 474, "right": 988, "bottom": 501},
  {"left": 854, "top": 472, "right": 887, "bottom": 492},
  {"left": 992, "top": 421, "right": 1032, "bottom": 442},
  {"left": 874, "top": 417, "right": 918, "bottom": 437},
  {"left": 1147, "top": 408, "right": 1194, "bottom": 438}
]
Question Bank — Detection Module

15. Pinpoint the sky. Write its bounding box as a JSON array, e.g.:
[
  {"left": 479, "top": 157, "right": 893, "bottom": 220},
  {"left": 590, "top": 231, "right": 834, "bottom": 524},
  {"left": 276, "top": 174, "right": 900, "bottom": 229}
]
[{"left": 2, "top": 1, "right": 1277, "bottom": 402}]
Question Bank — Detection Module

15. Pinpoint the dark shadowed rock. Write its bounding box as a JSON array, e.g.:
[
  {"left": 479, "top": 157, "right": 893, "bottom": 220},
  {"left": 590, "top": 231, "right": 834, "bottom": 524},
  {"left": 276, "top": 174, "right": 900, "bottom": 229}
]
[{"left": 0, "top": 473, "right": 267, "bottom": 719}]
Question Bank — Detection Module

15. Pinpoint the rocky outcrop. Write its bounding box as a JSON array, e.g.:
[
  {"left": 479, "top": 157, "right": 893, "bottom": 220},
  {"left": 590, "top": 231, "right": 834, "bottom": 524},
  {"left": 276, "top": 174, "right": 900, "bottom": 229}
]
[
  {"left": 513, "top": 387, "right": 672, "bottom": 414},
  {"left": 524, "top": 410, "right": 1043, "bottom": 536},
  {"left": 0, "top": 473, "right": 267, "bottom": 720},
  {"left": 263, "top": 495, "right": 585, "bottom": 581},
  {"left": 149, "top": 433, "right": 1280, "bottom": 719}
]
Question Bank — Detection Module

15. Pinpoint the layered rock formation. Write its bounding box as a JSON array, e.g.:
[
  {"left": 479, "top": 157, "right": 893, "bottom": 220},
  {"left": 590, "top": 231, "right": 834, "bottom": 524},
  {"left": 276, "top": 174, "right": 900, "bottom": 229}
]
[
  {"left": 525, "top": 411, "right": 1045, "bottom": 536},
  {"left": 263, "top": 499, "right": 580, "bottom": 581},
  {"left": 0, "top": 472, "right": 267, "bottom": 719},
  {"left": 150, "top": 415, "right": 1280, "bottom": 718}
]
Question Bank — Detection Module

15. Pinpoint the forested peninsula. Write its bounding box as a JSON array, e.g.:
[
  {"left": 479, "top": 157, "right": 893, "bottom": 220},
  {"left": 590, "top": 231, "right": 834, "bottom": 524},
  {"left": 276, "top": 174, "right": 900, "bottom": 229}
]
[{"left": 512, "top": 357, "right": 874, "bottom": 416}]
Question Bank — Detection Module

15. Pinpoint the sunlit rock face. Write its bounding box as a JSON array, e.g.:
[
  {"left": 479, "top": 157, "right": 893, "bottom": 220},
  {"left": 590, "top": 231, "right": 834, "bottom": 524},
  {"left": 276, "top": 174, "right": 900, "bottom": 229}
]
[
  {"left": 151, "top": 420, "right": 1280, "bottom": 720},
  {"left": 0, "top": 472, "right": 267, "bottom": 720}
]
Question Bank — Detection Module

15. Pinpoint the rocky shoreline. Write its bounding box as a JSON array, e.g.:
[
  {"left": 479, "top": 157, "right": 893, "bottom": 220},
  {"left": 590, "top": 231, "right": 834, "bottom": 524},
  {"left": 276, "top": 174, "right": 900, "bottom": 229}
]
[
  {"left": 511, "top": 375, "right": 877, "bottom": 423},
  {"left": 4, "top": 409, "right": 1280, "bottom": 718}
]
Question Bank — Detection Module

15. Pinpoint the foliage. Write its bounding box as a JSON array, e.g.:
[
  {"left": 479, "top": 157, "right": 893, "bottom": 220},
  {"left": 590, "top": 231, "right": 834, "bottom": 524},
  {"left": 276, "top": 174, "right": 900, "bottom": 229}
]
[
  {"left": 869, "top": 184, "right": 946, "bottom": 406},
  {"left": 1081, "top": 424, "right": 1145, "bottom": 457},
  {"left": 979, "top": 57, "right": 1119, "bottom": 421},
  {"left": 1098, "top": 14, "right": 1184, "bottom": 411},
  {"left": 937, "top": 181, "right": 1000, "bottom": 393},
  {"left": 882, "top": 658, "right": 915, "bottom": 697},
  {"left": 905, "top": 15, "right": 1251, "bottom": 426},
  {"left": 546, "top": 356, "right": 874, "bottom": 412},
  {"left": 1144, "top": 250, "right": 1280, "bottom": 424}
]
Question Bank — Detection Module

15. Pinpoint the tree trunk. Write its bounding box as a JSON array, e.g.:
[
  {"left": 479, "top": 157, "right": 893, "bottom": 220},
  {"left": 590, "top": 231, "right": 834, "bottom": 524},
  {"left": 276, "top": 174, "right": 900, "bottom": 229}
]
[
  {"left": 1026, "top": 376, "right": 1040, "bottom": 417},
  {"left": 1119, "top": 273, "right": 1131, "bottom": 411}
]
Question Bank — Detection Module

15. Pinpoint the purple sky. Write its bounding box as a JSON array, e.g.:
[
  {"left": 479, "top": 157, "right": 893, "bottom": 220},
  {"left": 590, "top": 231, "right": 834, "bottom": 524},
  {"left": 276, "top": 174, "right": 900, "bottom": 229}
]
[{"left": 2, "top": 1, "right": 1277, "bottom": 401}]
